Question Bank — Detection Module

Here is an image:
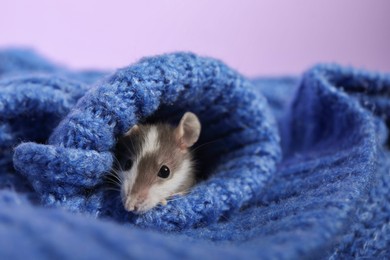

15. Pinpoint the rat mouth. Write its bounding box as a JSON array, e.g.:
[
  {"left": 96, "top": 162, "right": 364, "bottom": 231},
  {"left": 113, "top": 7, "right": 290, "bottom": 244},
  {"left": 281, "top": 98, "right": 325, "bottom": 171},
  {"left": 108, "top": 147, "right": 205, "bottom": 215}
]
[{"left": 125, "top": 205, "right": 150, "bottom": 215}]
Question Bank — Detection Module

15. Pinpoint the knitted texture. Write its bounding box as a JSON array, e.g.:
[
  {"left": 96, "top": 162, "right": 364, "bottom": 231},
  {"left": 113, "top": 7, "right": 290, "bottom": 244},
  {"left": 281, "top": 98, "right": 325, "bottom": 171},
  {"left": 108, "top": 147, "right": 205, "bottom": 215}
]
[{"left": 1, "top": 49, "right": 390, "bottom": 258}]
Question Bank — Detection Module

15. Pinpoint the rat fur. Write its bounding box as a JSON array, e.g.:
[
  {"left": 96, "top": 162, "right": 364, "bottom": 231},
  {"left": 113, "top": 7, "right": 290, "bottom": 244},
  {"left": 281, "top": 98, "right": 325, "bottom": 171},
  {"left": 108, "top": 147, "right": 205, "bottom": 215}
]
[{"left": 114, "top": 112, "right": 201, "bottom": 213}]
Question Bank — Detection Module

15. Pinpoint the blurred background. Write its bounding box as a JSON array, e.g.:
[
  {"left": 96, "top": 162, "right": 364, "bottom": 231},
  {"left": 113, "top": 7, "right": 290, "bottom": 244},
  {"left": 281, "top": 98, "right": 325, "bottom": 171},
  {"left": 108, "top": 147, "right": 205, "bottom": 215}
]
[{"left": 1, "top": 0, "right": 389, "bottom": 76}]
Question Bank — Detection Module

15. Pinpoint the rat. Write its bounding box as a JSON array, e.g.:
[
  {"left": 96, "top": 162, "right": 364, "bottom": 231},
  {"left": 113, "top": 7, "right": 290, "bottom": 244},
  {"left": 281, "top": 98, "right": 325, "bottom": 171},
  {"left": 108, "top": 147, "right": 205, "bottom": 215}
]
[{"left": 113, "top": 112, "right": 201, "bottom": 214}]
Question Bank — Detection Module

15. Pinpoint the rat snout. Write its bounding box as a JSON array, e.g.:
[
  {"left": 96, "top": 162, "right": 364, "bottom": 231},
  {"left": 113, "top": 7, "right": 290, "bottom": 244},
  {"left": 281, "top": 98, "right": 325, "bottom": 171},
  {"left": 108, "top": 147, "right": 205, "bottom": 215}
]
[
  {"left": 124, "top": 198, "right": 137, "bottom": 212},
  {"left": 124, "top": 192, "right": 148, "bottom": 213}
]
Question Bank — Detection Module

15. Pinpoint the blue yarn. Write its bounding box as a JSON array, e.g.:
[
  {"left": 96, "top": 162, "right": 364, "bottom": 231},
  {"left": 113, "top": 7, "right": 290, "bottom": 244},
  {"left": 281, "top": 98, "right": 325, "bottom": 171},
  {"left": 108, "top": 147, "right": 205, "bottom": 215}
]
[
  {"left": 1, "top": 49, "right": 390, "bottom": 258},
  {"left": 14, "top": 52, "right": 281, "bottom": 230}
]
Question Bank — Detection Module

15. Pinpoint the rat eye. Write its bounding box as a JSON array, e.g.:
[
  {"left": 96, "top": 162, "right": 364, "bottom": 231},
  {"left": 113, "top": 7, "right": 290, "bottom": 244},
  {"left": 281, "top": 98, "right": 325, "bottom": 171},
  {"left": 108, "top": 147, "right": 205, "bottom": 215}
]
[
  {"left": 124, "top": 159, "right": 133, "bottom": 170},
  {"left": 158, "top": 165, "right": 170, "bottom": 178}
]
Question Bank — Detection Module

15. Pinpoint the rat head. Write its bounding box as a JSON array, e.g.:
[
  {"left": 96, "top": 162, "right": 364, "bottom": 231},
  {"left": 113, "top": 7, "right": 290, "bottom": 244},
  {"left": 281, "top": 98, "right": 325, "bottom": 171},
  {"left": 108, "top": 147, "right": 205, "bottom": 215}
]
[{"left": 116, "top": 112, "right": 201, "bottom": 213}]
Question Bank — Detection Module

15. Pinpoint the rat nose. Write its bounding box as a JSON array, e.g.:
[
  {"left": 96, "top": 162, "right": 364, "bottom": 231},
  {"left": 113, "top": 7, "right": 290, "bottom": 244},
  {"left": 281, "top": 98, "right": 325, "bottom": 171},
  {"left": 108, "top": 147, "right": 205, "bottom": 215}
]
[
  {"left": 124, "top": 197, "right": 134, "bottom": 211},
  {"left": 124, "top": 195, "right": 146, "bottom": 212}
]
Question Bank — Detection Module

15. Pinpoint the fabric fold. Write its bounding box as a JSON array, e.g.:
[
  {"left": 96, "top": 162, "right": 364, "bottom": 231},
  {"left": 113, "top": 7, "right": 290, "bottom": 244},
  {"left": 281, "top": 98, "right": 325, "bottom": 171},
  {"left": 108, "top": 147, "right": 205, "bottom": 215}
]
[
  {"left": 13, "top": 52, "right": 281, "bottom": 230},
  {"left": 0, "top": 49, "right": 389, "bottom": 258}
]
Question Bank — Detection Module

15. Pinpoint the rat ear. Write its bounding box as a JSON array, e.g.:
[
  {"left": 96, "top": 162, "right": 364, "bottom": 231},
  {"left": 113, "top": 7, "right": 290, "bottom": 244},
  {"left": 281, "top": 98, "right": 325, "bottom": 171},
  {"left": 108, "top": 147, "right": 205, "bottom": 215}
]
[
  {"left": 175, "top": 112, "right": 201, "bottom": 151},
  {"left": 124, "top": 124, "right": 139, "bottom": 136}
]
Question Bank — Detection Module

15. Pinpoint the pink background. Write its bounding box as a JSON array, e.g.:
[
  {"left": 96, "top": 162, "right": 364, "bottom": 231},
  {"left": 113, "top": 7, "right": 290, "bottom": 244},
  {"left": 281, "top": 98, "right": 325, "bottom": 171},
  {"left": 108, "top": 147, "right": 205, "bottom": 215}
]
[{"left": 1, "top": 0, "right": 389, "bottom": 76}]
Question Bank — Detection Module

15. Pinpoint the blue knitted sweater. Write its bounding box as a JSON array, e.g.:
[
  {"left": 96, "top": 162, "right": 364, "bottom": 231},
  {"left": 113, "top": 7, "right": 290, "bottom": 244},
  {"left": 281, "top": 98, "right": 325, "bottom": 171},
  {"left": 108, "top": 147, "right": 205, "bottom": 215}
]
[{"left": 1, "top": 49, "right": 389, "bottom": 259}]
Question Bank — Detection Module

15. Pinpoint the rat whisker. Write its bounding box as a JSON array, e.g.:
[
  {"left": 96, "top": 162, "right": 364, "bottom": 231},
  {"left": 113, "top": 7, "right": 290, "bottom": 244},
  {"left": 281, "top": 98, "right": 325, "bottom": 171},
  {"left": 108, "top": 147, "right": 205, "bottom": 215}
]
[
  {"left": 104, "top": 173, "right": 122, "bottom": 185},
  {"left": 103, "top": 187, "right": 121, "bottom": 193},
  {"left": 167, "top": 197, "right": 188, "bottom": 202},
  {"left": 104, "top": 189, "right": 120, "bottom": 193},
  {"left": 108, "top": 179, "right": 121, "bottom": 186},
  {"left": 106, "top": 168, "right": 123, "bottom": 181},
  {"left": 169, "top": 188, "right": 193, "bottom": 196},
  {"left": 111, "top": 157, "right": 125, "bottom": 176},
  {"left": 109, "top": 171, "right": 122, "bottom": 182},
  {"left": 166, "top": 195, "right": 190, "bottom": 202},
  {"left": 166, "top": 198, "right": 184, "bottom": 203},
  {"left": 106, "top": 170, "right": 121, "bottom": 178},
  {"left": 191, "top": 138, "right": 223, "bottom": 153},
  {"left": 112, "top": 156, "right": 123, "bottom": 169},
  {"left": 105, "top": 181, "right": 121, "bottom": 188},
  {"left": 129, "top": 137, "right": 137, "bottom": 154},
  {"left": 104, "top": 176, "right": 122, "bottom": 187},
  {"left": 122, "top": 141, "right": 137, "bottom": 161}
]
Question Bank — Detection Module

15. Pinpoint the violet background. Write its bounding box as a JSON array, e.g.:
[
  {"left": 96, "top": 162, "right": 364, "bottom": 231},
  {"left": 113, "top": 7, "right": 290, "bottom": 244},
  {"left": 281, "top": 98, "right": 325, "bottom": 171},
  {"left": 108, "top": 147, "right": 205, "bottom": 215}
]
[{"left": 1, "top": 0, "right": 389, "bottom": 76}]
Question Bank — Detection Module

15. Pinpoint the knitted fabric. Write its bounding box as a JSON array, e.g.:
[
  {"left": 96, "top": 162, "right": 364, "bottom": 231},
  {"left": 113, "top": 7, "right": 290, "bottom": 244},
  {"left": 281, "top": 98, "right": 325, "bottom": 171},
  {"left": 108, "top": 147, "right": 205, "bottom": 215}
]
[{"left": 1, "top": 49, "right": 390, "bottom": 258}]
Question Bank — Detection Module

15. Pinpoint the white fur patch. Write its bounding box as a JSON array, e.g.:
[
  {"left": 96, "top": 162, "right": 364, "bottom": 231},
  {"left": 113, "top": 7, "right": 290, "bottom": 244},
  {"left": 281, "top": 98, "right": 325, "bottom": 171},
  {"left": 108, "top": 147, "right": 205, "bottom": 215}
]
[
  {"left": 141, "top": 126, "right": 159, "bottom": 157},
  {"left": 121, "top": 126, "right": 160, "bottom": 211},
  {"left": 121, "top": 166, "right": 137, "bottom": 205}
]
